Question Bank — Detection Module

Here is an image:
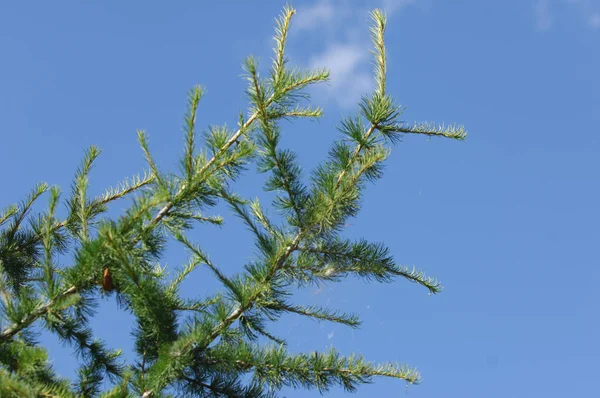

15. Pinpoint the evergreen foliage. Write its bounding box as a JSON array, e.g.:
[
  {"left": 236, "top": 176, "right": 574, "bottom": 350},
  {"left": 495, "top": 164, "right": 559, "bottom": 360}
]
[{"left": 0, "top": 6, "right": 466, "bottom": 397}]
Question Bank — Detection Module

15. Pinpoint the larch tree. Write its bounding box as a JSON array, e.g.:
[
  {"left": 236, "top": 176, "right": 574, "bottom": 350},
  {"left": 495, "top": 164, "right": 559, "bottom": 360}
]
[{"left": 0, "top": 6, "right": 466, "bottom": 398}]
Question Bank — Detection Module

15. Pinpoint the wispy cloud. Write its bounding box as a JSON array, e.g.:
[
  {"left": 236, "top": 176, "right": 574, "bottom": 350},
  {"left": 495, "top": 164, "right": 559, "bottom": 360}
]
[
  {"left": 535, "top": 0, "right": 600, "bottom": 31},
  {"left": 309, "top": 43, "right": 372, "bottom": 108},
  {"left": 589, "top": 12, "right": 600, "bottom": 28},
  {"left": 535, "top": 0, "right": 553, "bottom": 31},
  {"left": 292, "top": 0, "right": 420, "bottom": 108},
  {"left": 294, "top": 2, "right": 336, "bottom": 32},
  {"left": 382, "top": 0, "right": 418, "bottom": 15}
]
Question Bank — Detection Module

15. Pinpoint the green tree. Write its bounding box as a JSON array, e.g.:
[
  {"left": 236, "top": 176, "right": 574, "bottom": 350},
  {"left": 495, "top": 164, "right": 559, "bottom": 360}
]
[{"left": 0, "top": 7, "right": 466, "bottom": 397}]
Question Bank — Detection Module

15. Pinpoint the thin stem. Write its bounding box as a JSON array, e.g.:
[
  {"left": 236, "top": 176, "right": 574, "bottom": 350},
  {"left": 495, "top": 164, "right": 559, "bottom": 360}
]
[
  {"left": 147, "top": 112, "right": 259, "bottom": 228},
  {"left": 147, "top": 79, "right": 309, "bottom": 228},
  {"left": 201, "top": 357, "right": 419, "bottom": 383},
  {"left": 251, "top": 68, "right": 304, "bottom": 225},
  {"left": 0, "top": 285, "right": 77, "bottom": 340},
  {"left": 335, "top": 124, "right": 377, "bottom": 189}
]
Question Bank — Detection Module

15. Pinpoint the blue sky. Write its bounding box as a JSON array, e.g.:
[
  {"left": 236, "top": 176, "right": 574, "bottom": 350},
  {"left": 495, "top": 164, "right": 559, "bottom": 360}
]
[{"left": 1, "top": 0, "right": 599, "bottom": 397}]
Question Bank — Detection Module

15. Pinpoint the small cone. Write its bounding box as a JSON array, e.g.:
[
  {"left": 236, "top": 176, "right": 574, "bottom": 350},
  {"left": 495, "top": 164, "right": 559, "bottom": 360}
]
[{"left": 102, "top": 266, "right": 113, "bottom": 291}]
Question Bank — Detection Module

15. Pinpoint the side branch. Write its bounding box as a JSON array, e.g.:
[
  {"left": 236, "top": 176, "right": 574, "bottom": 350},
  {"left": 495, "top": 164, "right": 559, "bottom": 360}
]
[
  {"left": 0, "top": 286, "right": 77, "bottom": 341},
  {"left": 390, "top": 122, "right": 467, "bottom": 140},
  {"left": 335, "top": 124, "right": 377, "bottom": 189}
]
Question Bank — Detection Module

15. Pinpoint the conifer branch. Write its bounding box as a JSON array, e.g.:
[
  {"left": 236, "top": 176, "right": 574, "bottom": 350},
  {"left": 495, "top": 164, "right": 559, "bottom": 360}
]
[
  {"left": 141, "top": 233, "right": 307, "bottom": 396},
  {"left": 295, "top": 240, "right": 443, "bottom": 294},
  {"left": 271, "top": 105, "right": 323, "bottom": 119},
  {"left": 137, "top": 131, "right": 166, "bottom": 191},
  {"left": 1, "top": 5, "right": 465, "bottom": 396},
  {"left": 334, "top": 10, "right": 391, "bottom": 190},
  {"left": 20, "top": 170, "right": 153, "bottom": 253},
  {"left": 0, "top": 285, "right": 77, "bottom": 341},
  {"left": 174, "top": 233, "right": 234, "bottom": 292},
  {"left": 268, "top": 302, "right": 361, "bottom": 328},
  {"left": 271, "top": 5, "right": 295, "bottom": 91},
  {"left": 172, "top": 296, "right": 219, "bottom": 313},
  {"left": 4, "top": 182, "right": 48, "bottom": 240},
  {"left": 248, "top": 199, "right": 279, "bottom": 237},
  {"left": 147, "top": 112, "right": 260, "bottom": 228},
  {"left": 39, "top": 186, "right": 62, "bottom": 298},
  {"left": 0, "top": 368, "right": 75, "bottom": 398},
  {"left": 370, "top": 10, "right": 387, "bottom": 97},
  {"left": 219, "top": 189, "right": 272, "bottom": 251},
  {"left": 183, "top": 86, "right": 203, "bottom": 181},
  {"left": 250, "top": 59, "right": 307, "bottom": 226},
  {"left": 0, "top": 204, "right": 18, "bottom": 227},
  {"left": 335, "top": 124, "right": 378, "bottom": 189},
  {"left": 167, "top": 257, "right": 202, "bottom": 295},
  {"left": 98, "top": 172, "right": 154, "bottom": 204},
  {"left": 0, "top": 10, "right": 323, "bottom": 353},
  {"left": 389, "top": 122, "right": 467, "bottom": 140},
  {"left": 70, "top": 146, "right": 102, "bottom": 241},
  {"left": 203, "top": 344, "right": 421, "bottom": 390},
  {"left": 143, "top": 10, "right": 328, "bottom": 230}
]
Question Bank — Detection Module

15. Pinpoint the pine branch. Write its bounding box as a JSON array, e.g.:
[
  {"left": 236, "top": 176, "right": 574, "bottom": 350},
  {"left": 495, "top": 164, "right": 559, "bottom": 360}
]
[
  {"left": 137, "top": 131, "right": 167, "bottom": 192},
  {"left": 172, "top": 296, "right": 220, "bottom": 313},
  {"left": 0, "top": 339, "right": 75, "bottom": 397},
  {"left": 167, "top": 257, "right": 202, "bottom": 296},
  {"left": 334, "top": 11, "right": 391, "bottom": 190},
  {"left": 388, "top": 122, "right": 467, "bottom": 140},
  {"left": 173, "top": 232, "right": 234, "bottom": 293},
  {"left": 0, "top": 285, "right": 77, "bottom": 341},
  {"left": 0, "top": 204, "right": 18, "bottom": 227},
  {"left": 239, "top": 313, "right": 286, "bottom": 345},
  {"left": 370, "top": 9, "right": 387, "bottom": 97},
  {"left": 145, "top": 8, "right": 327, "bottom": 230},
  {"left": 2, "top": 25, "right": 323, "bottom": 346},
  {"left": 335, "top": 124, "right": 378, "bottom": 189},
  {"left": 147, "top": 111, "right": 260, "bottom": 229},
  {"left": 248, "top": 199, "right": 278, "bottom": 237},
  {"left": 98, "top": 172, "right": 154, "bottom": 204},
  {"left": 3, "top": 182, "right": 48, "bottom": 241},
  {"left": 21, "top": 170, "right": 153, "bottom": 252},
  {"left": 141, "top": 231, "right": 308, "bottom": 395},
  {"left": 294, "top": 239, "right": 443, "bottom": 294},
  {"left": 43, "top": 309, "right": 124, "bottom": 396},
  {"left": 271, "top": 5, "right": 295, "bottom": 91},
  {"left": 62, "top": 146, "right": 121, "bottom": 249},
  {"left": 266, "top": 301, "right": 361, "bottom": 328},
  {"left": 183, "top": 86, "right": 204, "bottom": 181},
  {"left": 203, "top": 344, "right": 421, "bottom": 391},
  {"left": 219, "top": 189, "right": 273, "bottom": 253},
  {"left": 270, "top": 104, "right": 323, "bottom": 119},
  {"left": 250, "top": 60, "right": 307, "bottom": 226},
  {"left": 180, "top": 373, "right": 272, "bottom": 398},
  {"left": 1, "top": 5, "right": 466, "bottom": 396},
  {"left": 0, "top": 368, "right": 75, "bottom": 398},
  {"left": 39, "top": 186, "right": 62, "bottom": 299},
  {"left": 277, "top": 68, "right": 330, "bottom": 100}
]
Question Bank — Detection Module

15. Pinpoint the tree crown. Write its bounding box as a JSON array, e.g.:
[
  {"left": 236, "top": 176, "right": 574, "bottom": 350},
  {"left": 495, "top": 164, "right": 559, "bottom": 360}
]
[{"left": 0, "top": 6, "right": 466, "bottom": 397}]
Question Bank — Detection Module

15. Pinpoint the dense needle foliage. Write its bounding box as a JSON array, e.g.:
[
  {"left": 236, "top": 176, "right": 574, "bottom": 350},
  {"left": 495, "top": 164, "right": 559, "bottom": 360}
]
[{"left": 0, "top": 7, "right": 466, "bottom": 397}]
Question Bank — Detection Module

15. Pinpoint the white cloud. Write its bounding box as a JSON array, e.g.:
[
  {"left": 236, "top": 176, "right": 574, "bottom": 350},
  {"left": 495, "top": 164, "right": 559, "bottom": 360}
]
[
  {"left": 294, "top": 2, "right": 336, "bottom": 32},
  {"left": 535, "top": 0, "right": 554, "bottom": 31},
  {"left": 292, "top": 0, "right": 418, "bottom": 108},
  {"left": 589, "top": 13, "right": 600, "bottom": 28},
  {"left": 535, "top": 0, "right": 600, "bottom": 31},
  {"left": 309, "top": 43, "right": 373, "bottom": 107},
  {"left": 382, "top": 0, "right": 417, "bottom": 15}
]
